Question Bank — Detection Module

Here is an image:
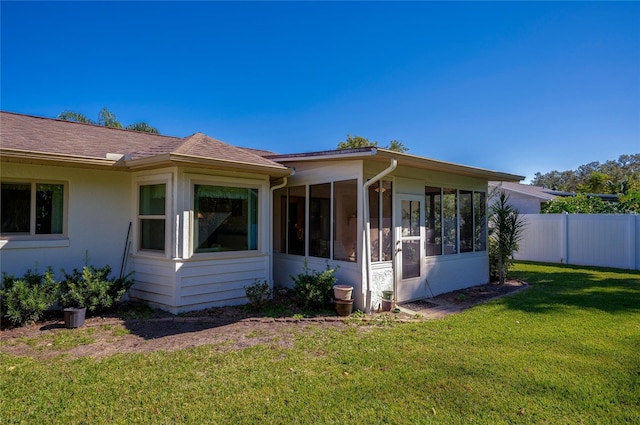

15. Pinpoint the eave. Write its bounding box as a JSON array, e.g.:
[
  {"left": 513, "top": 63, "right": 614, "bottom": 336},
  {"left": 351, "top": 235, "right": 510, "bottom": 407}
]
[
  {"left": 270, "top": 147, "right": 524, "bottom": 183},
  {"left": 1, "top": 148, "right": 292, "bottom": 178}
]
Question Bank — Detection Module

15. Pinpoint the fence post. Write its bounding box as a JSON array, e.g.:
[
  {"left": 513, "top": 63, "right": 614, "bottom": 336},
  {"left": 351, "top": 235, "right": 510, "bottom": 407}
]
[{"left": 630, "top": 214, "right": 638, "bottom": 270}]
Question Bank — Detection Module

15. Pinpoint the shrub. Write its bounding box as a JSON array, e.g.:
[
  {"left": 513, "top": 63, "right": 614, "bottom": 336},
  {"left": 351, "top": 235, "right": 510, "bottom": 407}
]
[
  {"left": 1, "top": 268, "right": 58, "bottom": 327},
  {"left": 59, "top": 265, "right": 134, "bottom": 313},
  {"left": 291, "top": 262, "right": 337, "bottom": 310},
  {"left": 244, "top": 280, "right": 273, "bottom": 309}
]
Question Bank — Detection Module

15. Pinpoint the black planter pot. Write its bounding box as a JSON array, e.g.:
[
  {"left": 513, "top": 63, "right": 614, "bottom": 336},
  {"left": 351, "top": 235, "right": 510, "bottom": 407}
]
[{"left": 64, "top": 307, "right": 87, "bottom": 328}]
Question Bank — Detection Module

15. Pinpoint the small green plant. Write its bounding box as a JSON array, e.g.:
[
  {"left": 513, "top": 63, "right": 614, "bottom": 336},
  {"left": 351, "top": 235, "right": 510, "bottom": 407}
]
[
  {"left": 290, "top": 261, "right": 338, "bottom": 310},
  {"left": 59, "top": 265, "right": 134, "bottom": 313},
  {"left": 244, "top": 280, "right": 273, "bottom": 309},
  {"left": 457, "top": 293, "right": 466, "bottom": 302},
  {"left": 1, "top": 268, "right": 58, "bottom": 327}
]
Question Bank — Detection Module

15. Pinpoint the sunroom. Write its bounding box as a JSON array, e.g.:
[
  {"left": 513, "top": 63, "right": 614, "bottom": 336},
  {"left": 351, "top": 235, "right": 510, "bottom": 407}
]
[{"left": 268, "top": 148, "right": 523, "bottom": 312}]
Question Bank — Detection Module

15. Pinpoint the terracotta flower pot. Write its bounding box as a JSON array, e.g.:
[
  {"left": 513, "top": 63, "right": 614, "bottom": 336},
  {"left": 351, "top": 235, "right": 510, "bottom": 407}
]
[
  {"left": 334, "top": 299, "right": 354, "bottom": 316},
  {"left": 333, "top": 285, "right": 353, "bottom": 301},
  {"left": 381, "top": 299, "right": 393, "bottom": 312}
]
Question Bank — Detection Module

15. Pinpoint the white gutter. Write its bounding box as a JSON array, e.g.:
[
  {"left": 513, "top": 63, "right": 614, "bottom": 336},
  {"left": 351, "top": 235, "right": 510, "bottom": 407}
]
[
  {"left": 362, "top": 158, "right": 397, "bottom": 313},
  {"left": 269, "top": 168, "right": 294, "bottom": 289}
]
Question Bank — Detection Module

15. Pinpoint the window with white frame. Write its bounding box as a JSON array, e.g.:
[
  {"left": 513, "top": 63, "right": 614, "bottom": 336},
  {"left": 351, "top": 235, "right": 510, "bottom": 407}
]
[
  {"left": 1, "top": 182, "right": 65, "bottom": 236},
  {"left": 194, "top": 185, "right": 258, "bottom": 253},
  {"left": 138, "top": 183, "right": 166, "bottom": 252}
]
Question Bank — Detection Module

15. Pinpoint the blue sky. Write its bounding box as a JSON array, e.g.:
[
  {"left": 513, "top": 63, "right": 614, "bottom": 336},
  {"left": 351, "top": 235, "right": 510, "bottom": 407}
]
[{"left": 2, "top": 1, "right": 638, "bottom": 182}]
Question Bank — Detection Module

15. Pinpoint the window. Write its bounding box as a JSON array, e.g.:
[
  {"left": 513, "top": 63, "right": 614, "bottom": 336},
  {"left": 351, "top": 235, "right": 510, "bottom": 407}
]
[
  {"left": 442, "top": 188, "right": 457, "bottom": 255},
  {"left": 194, "top": 185, "right": 258, "bottom": 253},
  {"left": 274, "top": 179, "right": 359, "bottom": 263},
  {"left": 425, "top": 186, "right": 487, "bottom": 256},
  {"left": 474, "top": 192, "right": 487, "bottom": 251},
  {"left": 425, "top": 186, "right": 442, "bottom": 256},
  {"left": 459, "top": 190, "right": 473, "bottom": 253},
  {"left": 368, "top": 180, "right": 392, "bottom": 262},
  {"left": 334, "top": 179, "right": 358, "bottom": 262},
  {"left": 287, "top": 186, "right": 306, "bottom": 256},
  {"left": 1, "top": 182, "right": 64, "bottom": 236},
  {"left": 139, "top": 184, "right": 166, "bottom": 252},
  {"left": 309, "top": 183, "right": 331, "bottom": 258}
]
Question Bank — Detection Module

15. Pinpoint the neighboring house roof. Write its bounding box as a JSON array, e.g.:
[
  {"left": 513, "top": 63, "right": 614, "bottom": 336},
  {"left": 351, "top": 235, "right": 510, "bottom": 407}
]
[
  {"left": 489, "top": 181, "right": 559, "bottom": 201},
  {"left": 489, "top": 181, "right": 618, "bottom": 202},
  {"left": 0, "top": 111, "right": 290, "bottom": 176},
  {"left": 269, "top": 148, "right": 525, "bottom": 182}
]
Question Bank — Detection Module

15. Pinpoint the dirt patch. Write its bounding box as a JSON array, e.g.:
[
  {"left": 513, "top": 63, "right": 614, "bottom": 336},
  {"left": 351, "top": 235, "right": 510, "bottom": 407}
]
[{"left": 0, "top": 281, "right": 527, "bottom": 359}]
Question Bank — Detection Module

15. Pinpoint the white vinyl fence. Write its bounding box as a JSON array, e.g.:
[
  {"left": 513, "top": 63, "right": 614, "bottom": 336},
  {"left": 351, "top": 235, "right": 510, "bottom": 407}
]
[{"left": 514, "top": 213, "right": 640, "bottom": 270}]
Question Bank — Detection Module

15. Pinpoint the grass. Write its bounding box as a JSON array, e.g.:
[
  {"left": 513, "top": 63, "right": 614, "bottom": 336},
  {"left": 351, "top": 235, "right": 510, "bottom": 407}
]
[{"left": 1, "top": 262, "right": 639, "bottom": 424}]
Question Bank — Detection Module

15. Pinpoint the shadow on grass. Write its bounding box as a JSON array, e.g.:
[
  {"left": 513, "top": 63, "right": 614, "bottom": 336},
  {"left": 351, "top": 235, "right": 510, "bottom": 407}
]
[{"left": 504, "top": 262, "right": 640, "bottom": 314}]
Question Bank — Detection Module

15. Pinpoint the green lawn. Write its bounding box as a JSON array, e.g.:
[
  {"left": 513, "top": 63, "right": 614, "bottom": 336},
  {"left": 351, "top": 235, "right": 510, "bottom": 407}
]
[{"left": 2, "top": 262, "right": 639, "bottom": 424}]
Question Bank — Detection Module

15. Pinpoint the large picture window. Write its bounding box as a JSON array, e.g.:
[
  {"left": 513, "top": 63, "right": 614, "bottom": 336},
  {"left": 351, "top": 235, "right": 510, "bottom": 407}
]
[
  {"left": 194, "top": 185, "right": 258, "bottom": 253},
  {"left": 1, "top": 182, "right": 64, "bottom": 236},
  {"left": 139, "top": 183, "right": 166, "bottom": 252},
  {"left": 425, "top": 186, "right": 487, "bottom": 256}
]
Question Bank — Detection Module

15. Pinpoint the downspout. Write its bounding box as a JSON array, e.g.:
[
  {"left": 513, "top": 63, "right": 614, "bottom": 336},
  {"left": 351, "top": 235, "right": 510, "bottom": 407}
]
[
  {"left": 363, "top": 158, "right": 397, "bottom": 313},
  {"left": 269, "top": 168, "right": 295, "bottom": 288}
]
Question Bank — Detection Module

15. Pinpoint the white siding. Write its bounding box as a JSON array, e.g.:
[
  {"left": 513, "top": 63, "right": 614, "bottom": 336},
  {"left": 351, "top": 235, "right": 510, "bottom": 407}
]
[
  {"left": 423, "top": 254, "right": 490, "bottom": 296},
  {"left": 515, "top": 213, "right": 640, "bottom": 270},
  {"left": 129, "top": 256, "right": 177, "bottom": 308},
  {"left": 175, "top": 255, "right": 270, "bottom": 313}
]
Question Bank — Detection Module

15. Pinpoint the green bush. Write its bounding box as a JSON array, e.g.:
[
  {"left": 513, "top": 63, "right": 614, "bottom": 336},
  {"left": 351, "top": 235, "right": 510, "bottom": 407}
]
[
  {"left": 59, "top": 265, "right": 134, "bottom": 313},
  {"left": 1, "top": 268, "right": 58, "bottom": 327},
  {"left": 244, "top": 280, "right": 273, "bottom": 309},
  {"left": 291, "top": 262, "right": 337, "bottom": 310}
]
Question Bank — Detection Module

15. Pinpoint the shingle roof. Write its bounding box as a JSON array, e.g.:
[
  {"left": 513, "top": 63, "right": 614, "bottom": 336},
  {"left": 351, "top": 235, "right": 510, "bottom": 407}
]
[
  {"left": 0, "top": 111, "right": 288, "bottom": 173},
  {"left": 489, "top": 181, "right": 560, "bottom": 200}
]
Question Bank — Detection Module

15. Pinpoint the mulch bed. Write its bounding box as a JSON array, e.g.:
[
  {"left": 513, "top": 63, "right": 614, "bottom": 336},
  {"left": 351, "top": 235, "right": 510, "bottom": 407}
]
[{"left": 0, "top": 280, "right": 527, "bottom": 359}]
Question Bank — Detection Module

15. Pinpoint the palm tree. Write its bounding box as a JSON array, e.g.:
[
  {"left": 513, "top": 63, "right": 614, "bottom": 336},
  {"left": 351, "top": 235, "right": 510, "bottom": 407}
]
[
  {"left": 57, "top": 107, "right": 159, "bottom": 134},
  {"left": 489, "top": 189, "right": 526, "bottom": 285}
]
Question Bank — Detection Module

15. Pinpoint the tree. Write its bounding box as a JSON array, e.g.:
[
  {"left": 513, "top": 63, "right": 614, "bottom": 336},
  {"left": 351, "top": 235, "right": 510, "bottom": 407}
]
[
  {"left": 96, "top": 107, "right": 122, "bottom": 129},
  {"left": 531, "top": 154, "right": 640, "bottom": 194},
  {"left": 57, "top": 107, "right": 159, "bottom": 134},
  {"left": 489, "top": 190, "right": 526, "bottom": 285},
  {"left": 577, "top": 171, "right": 613, "bottom": 194},
  {"left": 57, "top": 111, "right": 94, "bottom": 124},
  {"left": 337, "top": 134, "right": 409, "bottom": 152},
  {"left": 540, "top": 192, "right": 639, "bottom": 214},
  {"left": 125, "top": 122, "right": 159, "bottom": 134}
]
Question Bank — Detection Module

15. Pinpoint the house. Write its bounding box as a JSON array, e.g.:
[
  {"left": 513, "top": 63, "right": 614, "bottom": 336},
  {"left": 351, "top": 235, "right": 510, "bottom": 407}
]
[
  {"left": 1, "top": 111, "right": 523, "bottom": 313},
  {"left": 488, "top": 181, "right": 619, "bottom": 214}
]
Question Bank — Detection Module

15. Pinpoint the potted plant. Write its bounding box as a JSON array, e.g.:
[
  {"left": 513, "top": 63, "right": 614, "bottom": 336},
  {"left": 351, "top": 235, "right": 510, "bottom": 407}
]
[
  {"left": 381, "top": 290, "right": 393, "bottom": 311},
  {"left": 59, "top": 264, "right": 133, "bottom": 328}
]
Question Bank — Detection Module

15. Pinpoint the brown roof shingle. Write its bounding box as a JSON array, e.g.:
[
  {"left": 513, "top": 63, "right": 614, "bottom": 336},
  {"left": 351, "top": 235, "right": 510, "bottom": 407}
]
[{"left": 0, "top": 111, "right": 287, "bottom": 173}]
